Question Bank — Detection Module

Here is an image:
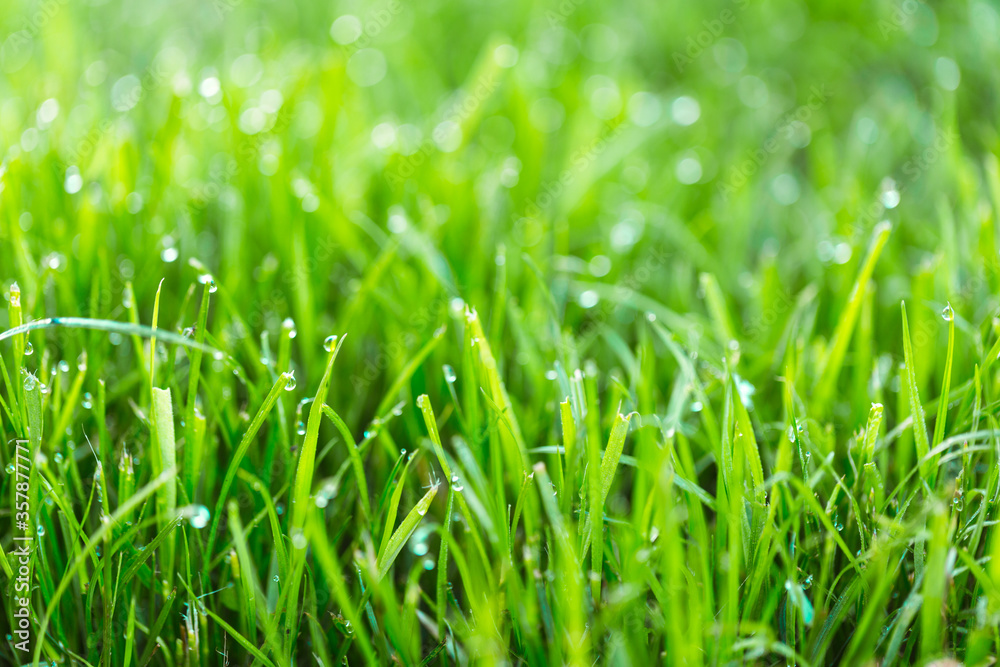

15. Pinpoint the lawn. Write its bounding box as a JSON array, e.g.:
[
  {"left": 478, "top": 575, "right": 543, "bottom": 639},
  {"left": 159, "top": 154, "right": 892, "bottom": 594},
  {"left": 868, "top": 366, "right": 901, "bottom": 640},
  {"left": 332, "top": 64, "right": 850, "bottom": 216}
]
[{"left": 2, "top": 0, "right": 1000, "bottom": 665}]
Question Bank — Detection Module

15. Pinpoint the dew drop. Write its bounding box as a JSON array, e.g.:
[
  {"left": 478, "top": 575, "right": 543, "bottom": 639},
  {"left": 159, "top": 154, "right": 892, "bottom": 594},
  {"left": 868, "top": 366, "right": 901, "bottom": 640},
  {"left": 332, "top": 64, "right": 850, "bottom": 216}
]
[
  {"left": 54, "top": 452, "right": 64, "bottom": 463},
  {"left": 37, "top": 525, "right": 46, "bottom": 537},
  {"left": 24, "top": 342, "right": 33, "bottom": 356},
  {"left": 283, "top": 371, "right": 297, "bottom": 391},
  {"left": 323, "top": 335, "right": 337, "bottom": 352},
  {"left": 451, "top": 474, "right": 464, "bottom": 492},
  {"left": 58, "top": 360, "right": 70, "bottom": 374},
  {"left": 5, "top": 463, "right": 15, "bottom": 474},
  {"left": 77, "top": 352, "right": 88, "bottom": 372},
  {"left": 941, "top": 303, "right": 954, "bottom": 322},
  {"left": 198, "top": 274, "right": 218, "bottom": 293},
  {"left": 283, "top": 317, "right": 297, "bottom": 338},
  {"left": 182, "top": 505, "right": 211, "bottom": 529},
  {"left": 273, "top": 575, "right": 280, "bottom": 583},
  {"left": 443, "top": 364, "right": 457, "bottom": 384},
  {"left": 292, "top": 531, "right": 308, "bottom": 550},
  {"left": 23, "top": 372, "right": 38, "bottom": 392},
  {"left": 296, "top": 421, "right": 306, "bottom": 435}
]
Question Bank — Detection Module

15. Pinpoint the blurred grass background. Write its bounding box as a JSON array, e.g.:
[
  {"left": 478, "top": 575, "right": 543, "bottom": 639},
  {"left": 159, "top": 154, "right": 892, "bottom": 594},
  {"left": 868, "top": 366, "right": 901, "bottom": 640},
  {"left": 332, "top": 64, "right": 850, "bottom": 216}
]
[{"left": 3, "top": 0, "right": 1000, "bottom": 664}]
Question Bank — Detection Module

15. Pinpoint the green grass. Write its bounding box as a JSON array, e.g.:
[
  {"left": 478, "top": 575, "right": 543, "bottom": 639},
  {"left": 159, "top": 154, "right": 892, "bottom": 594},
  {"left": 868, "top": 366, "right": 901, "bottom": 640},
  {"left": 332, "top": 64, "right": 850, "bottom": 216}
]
[{"left": 3, "top": 0, "right": 1000, "bottom": 665}]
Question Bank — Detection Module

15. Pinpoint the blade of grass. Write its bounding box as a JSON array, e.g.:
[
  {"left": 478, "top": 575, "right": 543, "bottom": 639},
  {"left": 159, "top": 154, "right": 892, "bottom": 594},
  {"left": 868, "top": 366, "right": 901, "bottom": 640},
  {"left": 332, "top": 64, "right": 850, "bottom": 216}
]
[
  {"left": 901, "top": 301, "right": 934, "bottom": 487},
  {"left": 376, "top": 483, "right": 438, "bottom": 582},
  {"left": 814, "top": 221, "right": 891, "bottom": 411},
  {"left": 204, "top": 371, "right": 291, "bottom": 561}
]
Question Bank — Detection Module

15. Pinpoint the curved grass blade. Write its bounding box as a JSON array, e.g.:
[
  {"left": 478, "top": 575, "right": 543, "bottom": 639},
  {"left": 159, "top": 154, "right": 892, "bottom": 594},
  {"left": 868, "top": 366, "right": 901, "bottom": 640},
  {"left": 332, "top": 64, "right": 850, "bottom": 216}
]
[
  {"left": 0, "top": 316, "right": 219, "bottom": 355},
  {"left": 138, "top": 587, "right": 176, "bottom": 666},
  {"left": 901, "top": 301, "right": 933, "bottom": 487},
  {"left": 376, "top": 483, "right": 438, "bottom": 582},
  {"left": 814, "top": 221, "right": 891, "bottom": 411},
  {"left": 291, "top": 334, "right": 346, "bottom": 532},
  {"left": 932, "top": 304, "right": 955, "bottom": 451},
  {"left": 374, "top": 325, "right": 446, "bottom": 417},
  {"left": 204, "top": 372, "right": 292, "bottom": 560},
  {"left": 321, "top": 404, "right": 372, "bottom": 521}
]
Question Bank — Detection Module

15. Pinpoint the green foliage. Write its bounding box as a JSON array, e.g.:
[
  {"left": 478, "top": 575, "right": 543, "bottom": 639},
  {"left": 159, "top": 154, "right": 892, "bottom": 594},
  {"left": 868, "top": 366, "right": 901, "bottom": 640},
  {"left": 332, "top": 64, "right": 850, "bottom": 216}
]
[{"left": 3, "top": 0, "right": 1000, "bottom": 664}]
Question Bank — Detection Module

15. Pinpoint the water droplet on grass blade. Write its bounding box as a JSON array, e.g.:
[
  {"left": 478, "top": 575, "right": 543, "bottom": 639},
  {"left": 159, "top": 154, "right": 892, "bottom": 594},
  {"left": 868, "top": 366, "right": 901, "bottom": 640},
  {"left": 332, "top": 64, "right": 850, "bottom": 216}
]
[
  {"left": 323, "top": 334, "right": 337, "bottom": 351},
  {"left": 451, "top": 475, "right": 464, "bottom": 492},
  {"left": 24, "top": 342, "right": 33, "bottom": 356},
  {"left": 296, "top": 421, "right": 306, "bottom": 435},
  {"left": 6, "top": 463, "right": 15, "bottom": 474},
  {"left": 58, "top": 360, "right": 70, "bottom": 373},
  {"left": 283, "top": 371, "right": 296, "bottom": 391},
  {"left": 942, "top": 303, "right": 954, "bottom": 321},
  {"left": 178, "top": 505, "right": 211, "bottom": 529},
  {"left": 282, "top": 317, "right": 297, "bottom": 338},
  {"left": 443, "top": 364, "right": 457, "bottom": 383},
  {"left": 198, "top": 274, "right": 218, "bottom": 293},
  {"left": 292, "top": 531, "right": 308, "bottom": 549},
  {"left": 23, "top": 372, "right": 37, "bottom": 391}
]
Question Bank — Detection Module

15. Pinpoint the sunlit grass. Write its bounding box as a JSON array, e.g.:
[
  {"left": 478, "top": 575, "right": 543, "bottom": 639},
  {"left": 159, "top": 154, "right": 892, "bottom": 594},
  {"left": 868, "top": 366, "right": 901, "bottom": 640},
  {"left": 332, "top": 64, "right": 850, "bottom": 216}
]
[{"left": 3, "top": 0, "right": 1000, "bottom": 665}]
